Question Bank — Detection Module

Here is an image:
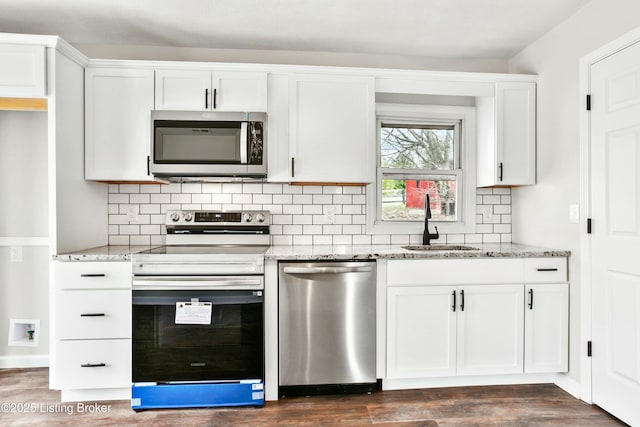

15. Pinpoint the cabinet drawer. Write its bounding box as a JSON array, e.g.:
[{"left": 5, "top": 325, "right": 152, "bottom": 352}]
[
  {"left": 55, "top": 339, "right": 131, "bottom": 390},
  {"left": 54, "top": 261, "right": 131, "bottom": 290},
  {"left": 56, "top": 290, "right": 131, "bottom": 339},
  {"left": 524, "top": 258, "right": 567, "bottom": 283}
]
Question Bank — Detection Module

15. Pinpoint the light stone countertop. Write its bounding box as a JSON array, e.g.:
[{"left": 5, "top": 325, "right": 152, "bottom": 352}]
[{"left": 53, "top": 243, "right": 570, "bottom": 261}]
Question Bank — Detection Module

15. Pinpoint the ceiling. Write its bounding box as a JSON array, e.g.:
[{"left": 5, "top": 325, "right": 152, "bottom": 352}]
[{"left": 0, "top": 0, "right": 591, "bottom": 59}]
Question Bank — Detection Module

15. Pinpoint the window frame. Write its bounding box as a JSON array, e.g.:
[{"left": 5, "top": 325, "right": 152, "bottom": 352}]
[{"left": 367, "top": 103, "right": 477, "bottom": 235}]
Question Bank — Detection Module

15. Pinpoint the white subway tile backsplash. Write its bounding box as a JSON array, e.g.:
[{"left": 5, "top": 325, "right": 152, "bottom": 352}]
[
  {"left": 108, "top": 184, "right": 512, "bottom": 245},
  {"left": 130, "top": 194, "right": 150, "bottom": 204},
  {"left": 140, "top": 185, "right": 161, "bottom": 194},
  {"left": 181, "top": 183, "right": 202, "bottom": 193}
]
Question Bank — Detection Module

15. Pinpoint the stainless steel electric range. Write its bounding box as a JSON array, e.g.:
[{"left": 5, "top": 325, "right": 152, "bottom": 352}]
[{"left": 130, "top": 210, "right": 269, "bottom": 410}]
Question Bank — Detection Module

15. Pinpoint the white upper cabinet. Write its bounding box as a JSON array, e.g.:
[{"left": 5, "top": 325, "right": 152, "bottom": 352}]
[
  {"left": 155, "top": 69, "right": 267, "bottom": 112},
  {"left": 85, "top": 67, "right": 155, "bottom": 181},
  {"left": 288, "top": 73, "right": 375, "bottom": 183},
  {"left": 0, "top": 44, "right": 46, "bottom": 97},
  {"left": 477, "top": 81, "right": 536, "bottom": 187}
]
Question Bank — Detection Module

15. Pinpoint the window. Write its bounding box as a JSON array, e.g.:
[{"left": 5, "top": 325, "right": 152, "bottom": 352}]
[
  {"left": 368, "top": 104, "right": 476, "bottom": 235},
  {"left": 380, "top": 122, "right": 460, "bottom": 222}
]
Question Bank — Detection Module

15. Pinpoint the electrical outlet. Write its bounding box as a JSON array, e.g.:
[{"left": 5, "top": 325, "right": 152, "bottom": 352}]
[
  {"left": 10, "top": 246, "right": 22, "bottom": 263},
  {"left": 126, "top": 205, "right": 140, "bottom": 222},
  {"left": 324, "top": 206, "right": 336, "bottom": 224},
  {"left": 569, "top": 204, "right": 580, "bottom": 224}
]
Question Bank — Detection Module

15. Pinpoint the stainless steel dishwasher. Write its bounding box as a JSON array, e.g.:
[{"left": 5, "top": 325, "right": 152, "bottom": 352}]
[{"left": 278, "top": 261, "right": 377, "bottom": 396}]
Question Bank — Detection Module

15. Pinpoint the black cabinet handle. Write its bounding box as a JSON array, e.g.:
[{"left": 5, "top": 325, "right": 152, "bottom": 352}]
[
  {"left": 80, "top": 313, "right": 106, "bottom": 317},
  {"left": 205, "top": 88, "right": 209, "bottom": 109},
  {"left": 537, "top": 268, "right": 558, "bottom": 272},
  {"left": 291, "top": 157, "right": 295, "bottom": 178},
  {"left": 460, "top": 289, "right": 465, "bottom": 311},
  {"left": 147, "top": 155, "right": 151, "bottom": 176},
  {"left": 81, "top": 363, "right": 106, "bottom": 368},
  {"left": 498, "top": 162, "right": 503, "bottom": 181},
  {"left": 528, "top": 289, "right": 534, "bottom": 310},
  {"left": 80, "top": 274, "right": 105, "bottom": 278},
  {"left": 452, "top": 290, "right": 457, "bottom": 312},
  {"left": 213, "top": 88, "right": 217, "bottom": 109}
]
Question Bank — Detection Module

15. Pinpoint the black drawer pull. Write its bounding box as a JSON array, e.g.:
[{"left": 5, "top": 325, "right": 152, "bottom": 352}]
[
  {"left": 537, "top": 268, "right": 559, "bottom": 272},
  {"left": 80, "top": 313, "right": 106, "bottom": 317},
  {"left": 80, "top": 273, "right": 106, "bottom": 278},
  {"left": 81, "top": 363, "right": 106, "bottom": 368},
  {"left": 452, "top": 290, "right": 456, "bottom": 312}
]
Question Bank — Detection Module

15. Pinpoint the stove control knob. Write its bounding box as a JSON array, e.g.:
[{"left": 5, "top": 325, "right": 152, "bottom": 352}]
[
  {"left": 170, "top": 212, "right": 180, "bottom": 222},
  {"left": 243, "top": 213, "right": 253, "bottom": 223},
  {"left": 256, "top": 213, "right": 266, "bottom": 223},
  {"left": 183, "top": 212, "right": 194, "bottom": 222}
]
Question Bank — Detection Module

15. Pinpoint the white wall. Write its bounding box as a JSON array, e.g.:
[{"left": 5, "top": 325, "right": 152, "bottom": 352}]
[
  {"left": 508, "top": 0, "right": 640, "bottom": 386},
  {"left": 0, "top": 111, "right": 49, "bottom": 365}
]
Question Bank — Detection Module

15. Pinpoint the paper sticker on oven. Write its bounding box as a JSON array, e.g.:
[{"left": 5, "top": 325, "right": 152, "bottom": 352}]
[{"left": 175, "top": 300, "right": 212, "bottom": 325}]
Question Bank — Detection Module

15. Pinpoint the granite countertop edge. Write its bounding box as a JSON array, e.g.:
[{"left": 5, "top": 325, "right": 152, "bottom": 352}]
[{"left": 53, "top": 243, "right": 571, "bottom": 261}]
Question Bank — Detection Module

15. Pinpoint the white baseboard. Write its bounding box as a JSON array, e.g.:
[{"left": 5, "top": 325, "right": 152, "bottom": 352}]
[
  {"left": 383, "top": 373, "right": 556, "bottom": 391},
  {"left": 0, "top": 354, "right": 49, "bottom": 369},
  {"left": 554, "top": 373, "right": 582, "bottom": 400}
]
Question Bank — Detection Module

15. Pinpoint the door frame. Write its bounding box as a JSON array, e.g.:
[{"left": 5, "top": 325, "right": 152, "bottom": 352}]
[{"left": 579, "top": 25, "right": 640, "bottom": 404}]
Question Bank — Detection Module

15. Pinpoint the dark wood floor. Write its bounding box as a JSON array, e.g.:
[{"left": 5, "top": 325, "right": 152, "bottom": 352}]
[{"left": 0, "top": 368, "right": 624, "bottom": 426}]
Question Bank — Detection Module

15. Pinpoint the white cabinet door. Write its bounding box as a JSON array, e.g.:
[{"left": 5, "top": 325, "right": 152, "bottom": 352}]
[
  {"left": 457, "top": 284, "right": 524, "bottom": 375},
  {"left": 289, "top": 74, "right": 375, "bottom": 183},
  {"left": 213, "top": 71, "right": 267, "bottom": 112},
  {"left": 477, "top": 81, "right": 536, "bottom": 187},
  {"left": 387, "top": 286, "right": 457, "bottom": 378},
  {"left": 155, "top": 69, "right": 267, "bottom": 112},
  {"left": 524, "top": 283, "right": 568, "bottom": 373},
  {"left": 85, "top": 68, "right": 155, "bottom": 181},
  {"left": 497, "top": 82, "right": 536, "bottom": 185},
  {"left": 155, "top": 69, "right": 211, "bottom": 111},
  {"left": 0, "top": 44, "right": 46, "bottom": 97}
]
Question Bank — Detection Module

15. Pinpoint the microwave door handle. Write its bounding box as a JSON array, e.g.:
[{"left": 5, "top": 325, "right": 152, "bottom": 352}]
[{"left": 240, "top": 122, "right": 248, "bottom": 164}]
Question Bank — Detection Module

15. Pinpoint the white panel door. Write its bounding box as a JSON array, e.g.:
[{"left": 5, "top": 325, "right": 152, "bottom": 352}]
[
  {"left": 289, "top": 74, "right": 375, "bottom": 183},
  {"left": 591, "top": 40, "right": 640, "bottom": 426},
  {"left": 387, "top": 286, "right": 457, "bottom": 378},
  {"left": 155, "top": 69, "right": 211, "bottom": 111},
  {"left": 457, "top": 284, "right": 524, "bottom": 376},
  {"left": 524, "top": 283, "right": 569, "bottom": 373}
]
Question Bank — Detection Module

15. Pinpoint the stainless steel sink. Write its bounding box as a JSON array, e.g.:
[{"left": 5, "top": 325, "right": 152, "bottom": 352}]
[{"left": 402, "top": 245, "right": 480, "bottom": 251}]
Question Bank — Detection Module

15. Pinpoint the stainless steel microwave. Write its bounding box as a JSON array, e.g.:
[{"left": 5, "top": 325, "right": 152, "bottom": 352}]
[{"left": 150, "top": 111, "right": 266, "bottom": 178}]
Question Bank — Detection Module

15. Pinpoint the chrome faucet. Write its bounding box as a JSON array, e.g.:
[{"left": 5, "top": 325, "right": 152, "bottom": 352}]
[{"left": 422, "top": 194, "right": 439, "bottom": 245}]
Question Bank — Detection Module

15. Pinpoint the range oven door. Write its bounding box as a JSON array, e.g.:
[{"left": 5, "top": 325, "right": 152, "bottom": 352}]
[{"left": 132, "top": 288, "right": 264, "bottom": 384}]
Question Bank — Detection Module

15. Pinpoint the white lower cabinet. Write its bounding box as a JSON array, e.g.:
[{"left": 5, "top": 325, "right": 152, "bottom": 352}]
[
  {"left": 524, "top": 283, "right": 569, "bottom": 373},
  {"left": 55, "top": 339, "right": 131, "bottom": 390},
  {"left": 456, "top": 284, "right": 524, "bottom": 376},
  {"left": 387, "top": 284, "right": 524, "bottom": 379},
  {"left": 385, "top": 258, "right": 568, "bottom": 382},
  {"left": 387, "top": 286, "right": 456, "bottom": 378},
  {"left": 53, "top": 261, "right": 132, "bottom": 400}
]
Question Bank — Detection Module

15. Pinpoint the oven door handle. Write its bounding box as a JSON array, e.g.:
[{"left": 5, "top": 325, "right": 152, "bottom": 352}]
[{"left": 132, "top": 276, "right": 263, "bottom": 290}]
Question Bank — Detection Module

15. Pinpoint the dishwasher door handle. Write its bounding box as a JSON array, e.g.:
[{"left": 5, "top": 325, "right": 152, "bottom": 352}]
[{"left": 283, "top": 266, "right": 373, "bottom": 274}]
